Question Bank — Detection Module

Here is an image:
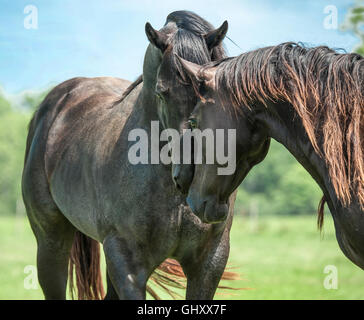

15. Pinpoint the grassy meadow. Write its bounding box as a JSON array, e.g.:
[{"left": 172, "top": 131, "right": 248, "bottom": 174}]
[{"left": 1, "top": 212, "right": 364, "bottom": 300}]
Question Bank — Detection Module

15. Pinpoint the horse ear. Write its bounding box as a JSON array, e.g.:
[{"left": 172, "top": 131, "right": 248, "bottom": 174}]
[
  {"left": 175, "top": 55, "right": 216, "bottom": 88},
  {"left": 175, "top": 55, "right": 202, "bottom": 84},
  {"left": 145, "top": 22, "right": 169, "bottom": 52},
  {"left": 204, "top": 21, "right": 228, "bottom": 50}
]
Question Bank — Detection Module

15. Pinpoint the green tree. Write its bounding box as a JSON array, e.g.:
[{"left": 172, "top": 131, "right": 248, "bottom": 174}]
[
  {"left": 235, "top": 141, "right": 322, "bottom": 216},
  {"left": 0, "top": 94, "right": 31, "bottom": 215},
  {"left": 341, "top": 0, "right": 364, "bottom": 55},
  {"left": 0, "top": 88, "right": 50, "bottom": 216}
]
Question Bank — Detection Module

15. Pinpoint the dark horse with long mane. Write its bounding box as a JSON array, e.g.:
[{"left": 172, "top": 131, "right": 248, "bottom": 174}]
[
  {"left": 173, "top": 42, "right": 364, "bottom": 271},
  {"left": 22, "top": 11, "right": 238, "bottom": 300}
]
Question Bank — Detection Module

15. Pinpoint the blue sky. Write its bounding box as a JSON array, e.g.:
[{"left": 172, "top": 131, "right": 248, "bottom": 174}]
[{"left": 0, "top": 0, "right": 359, "bottom": 93}]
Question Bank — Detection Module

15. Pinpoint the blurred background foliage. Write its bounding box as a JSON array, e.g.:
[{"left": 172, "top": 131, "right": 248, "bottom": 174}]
[
  {"left": 0, "top": 1, "right": 363, "bottom": 218},
  {"left": 341, "top": 0, "right": 364, "bottom": 55},
  {"left": 0, "top": 89, "right": 48, "bottom": 216},
  {"left": 235, "top": 141, "right": 322, "bottom": 216}
]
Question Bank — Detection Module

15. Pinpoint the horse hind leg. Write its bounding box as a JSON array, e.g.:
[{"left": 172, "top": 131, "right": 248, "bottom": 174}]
[
  {"left": 22, "top": 152, "right": 76, "bottom": 300},
  {"left": 25, "top": 201, "right": 76, "bottom": 299}
]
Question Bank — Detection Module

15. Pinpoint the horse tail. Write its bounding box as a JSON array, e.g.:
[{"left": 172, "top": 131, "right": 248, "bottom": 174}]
[
  {"left": 23, "top": 111, "right": 38, "bottom": 166},
  {"left": 68, "top": 231, "right": 105, "bottom": 300},
  {"left": 147, "top": 259, "right": 241, "bottom": 299},
  {"left": 317, "top": 195, "right": 326, "bottom": 232}
]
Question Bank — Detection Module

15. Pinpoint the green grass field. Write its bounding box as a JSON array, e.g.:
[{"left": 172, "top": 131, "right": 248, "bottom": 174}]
[{"left": 1, "top": 213, "right": 363, "bottom": 300}]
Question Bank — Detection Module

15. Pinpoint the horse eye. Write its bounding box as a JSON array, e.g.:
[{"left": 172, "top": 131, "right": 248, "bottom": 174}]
[{"left": 188, "top": 118, "right": 197, "bottom": 129}]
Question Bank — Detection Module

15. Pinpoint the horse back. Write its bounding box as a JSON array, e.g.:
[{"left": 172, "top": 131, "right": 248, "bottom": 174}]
[{"left": 28, "top": 77, "right": 131, "bottom": 176}]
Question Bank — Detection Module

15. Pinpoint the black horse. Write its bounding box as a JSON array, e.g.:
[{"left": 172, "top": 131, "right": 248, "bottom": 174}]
[
  {"left": 22, "top": 11, "right": 237, "bottom": 300},
  {"left": 173, "top": 42, "right": 364, "bottom": 271}
]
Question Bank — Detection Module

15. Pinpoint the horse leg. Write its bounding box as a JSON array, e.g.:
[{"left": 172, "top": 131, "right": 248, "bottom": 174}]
[
  {"left": 23, "top": 162, "right": 76, "bottom": 299},
  {"left": 103, "top": 235, "right": 154, "bottom": 299},
  {"left": 23, "top": 117, "right": 78, "bottom": 299},
  {"left": 104, "top": 270, "right": 119, "bottom": 300},
  {"left": 36, "top": 227, "right": 75, "bottom": 300},
  {"left": 181, "top": 232, "right": 230, "bottom": 300},
  {"left": 26, "top": 204, "right": 76, "bottom": 300},
  {"left": 23, "top": 178, "right": 76, "bottom": 298}
]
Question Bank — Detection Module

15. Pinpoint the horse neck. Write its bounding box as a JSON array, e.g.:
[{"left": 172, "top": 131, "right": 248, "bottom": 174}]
[
  {"left": 254, "top": 100, "right": 355, "bottom": 216},
  {"left": 135, "top": 45, "right": 164, "bottom": 129},
  {"left": 137, "top": 85, "right": 160, "bottom": 125},
  {"left": 120, "top": 71, "right": 172, "bottom": 176}
]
